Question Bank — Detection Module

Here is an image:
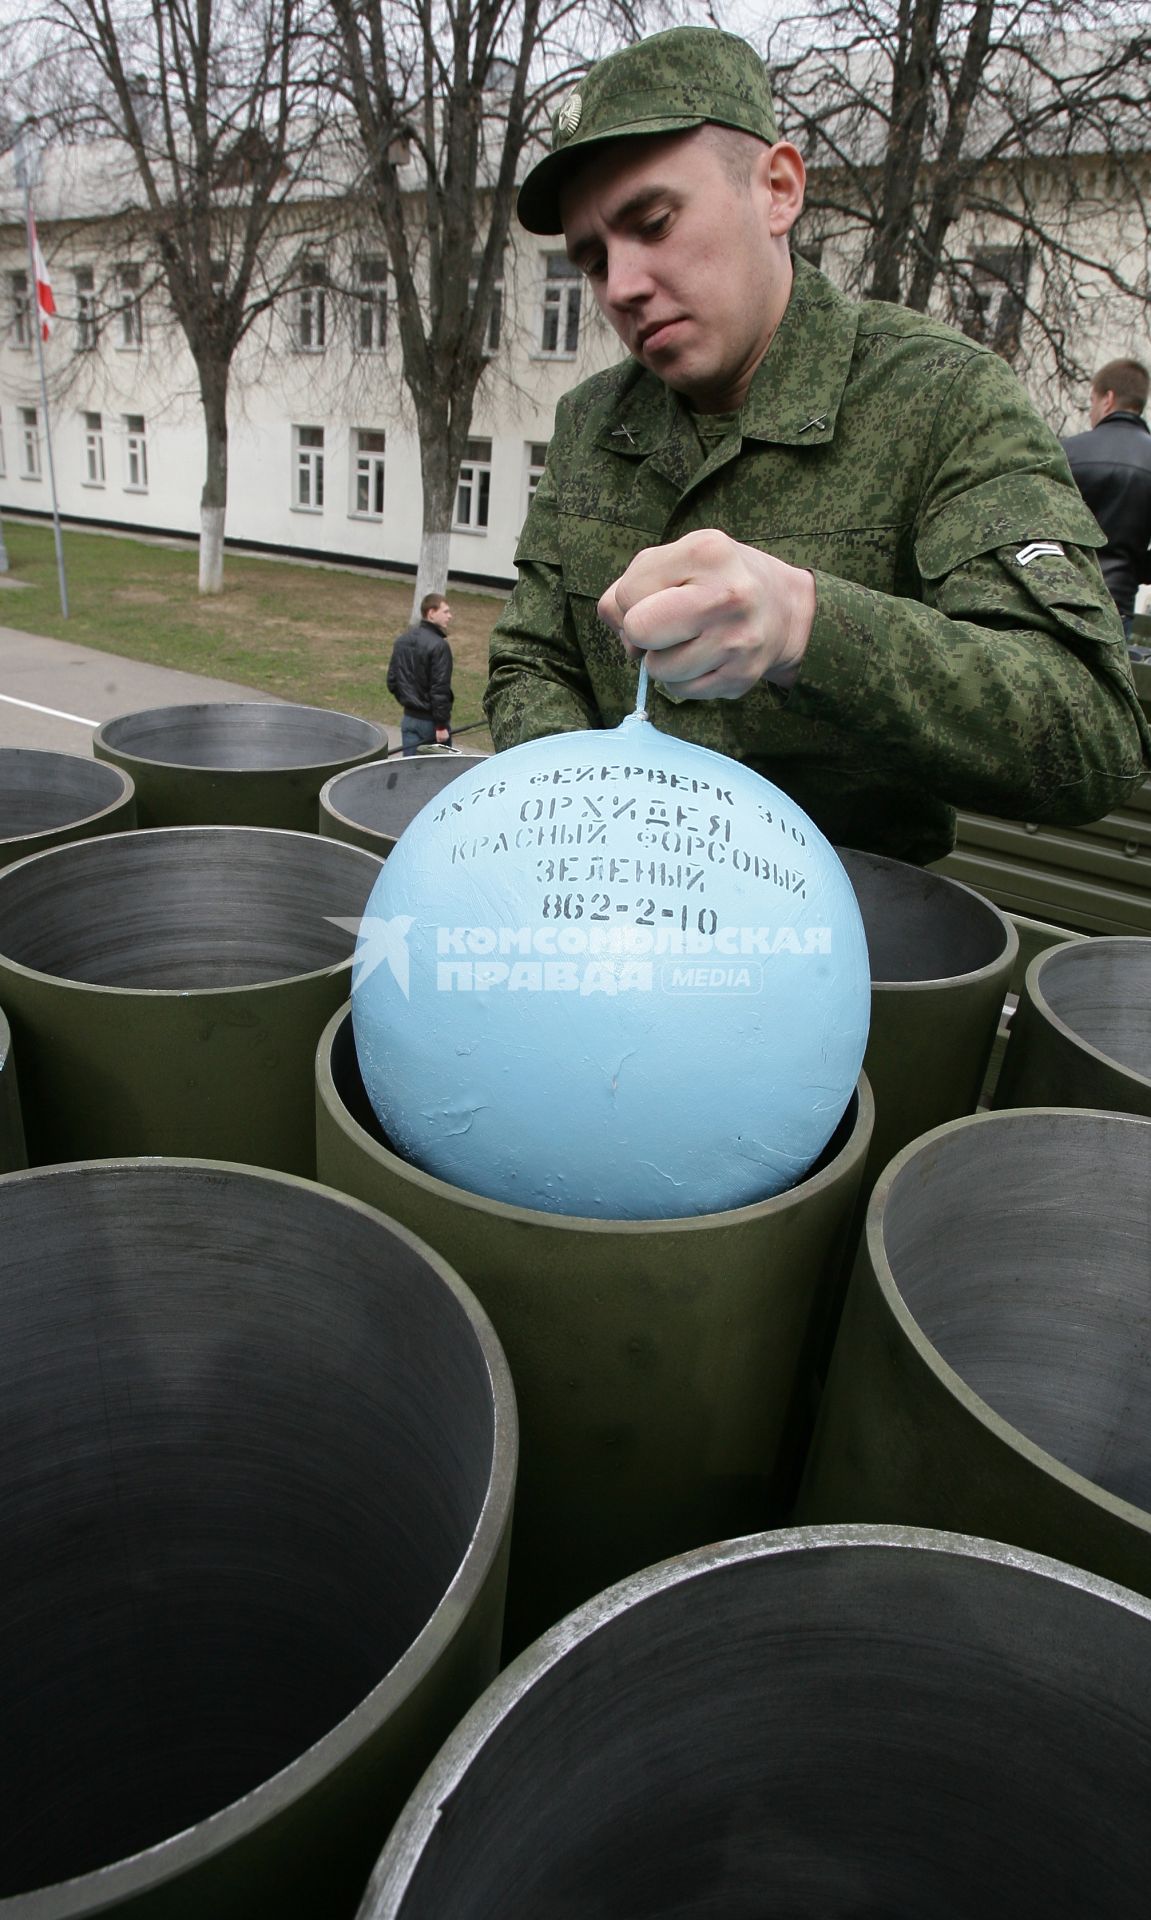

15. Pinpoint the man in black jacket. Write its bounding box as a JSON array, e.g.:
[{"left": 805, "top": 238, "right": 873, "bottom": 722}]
[
  {"left": 1063, "top": 358, "right": 1151, "bottom": 642},
  {"left": 387, "top": 593, "right": 454, "bottom": 754}
]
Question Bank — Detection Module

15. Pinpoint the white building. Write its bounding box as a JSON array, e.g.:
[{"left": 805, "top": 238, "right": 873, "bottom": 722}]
[
  {"left": 1, "top": 87, "right": 1147, "bottom": 590},
  {"left": 0, "top": 140, "right": 620, "bottom": 587}
]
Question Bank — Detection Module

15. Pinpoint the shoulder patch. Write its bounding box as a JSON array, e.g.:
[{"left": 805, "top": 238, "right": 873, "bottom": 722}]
[{"left": 1015, "top": 541, "right": 1066, "bottom": 566}]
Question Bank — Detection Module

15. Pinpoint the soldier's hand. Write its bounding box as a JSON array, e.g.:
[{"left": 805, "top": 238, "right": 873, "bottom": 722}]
[{"left": 598, "top": 530, "right": 815, "bottom": 698}]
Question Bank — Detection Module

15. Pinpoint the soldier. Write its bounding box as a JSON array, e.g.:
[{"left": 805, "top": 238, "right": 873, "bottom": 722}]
[{"left": 485, "top": 27, "right": 1148, "bottom": 864}]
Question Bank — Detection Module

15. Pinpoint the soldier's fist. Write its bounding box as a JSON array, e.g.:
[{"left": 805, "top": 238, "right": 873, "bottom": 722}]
[{"left": 598, "top": 529, "right": 815, "bottom": 698}]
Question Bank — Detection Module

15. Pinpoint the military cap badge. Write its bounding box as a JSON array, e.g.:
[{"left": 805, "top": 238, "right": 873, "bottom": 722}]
[{"left": 555, "top": 90, "right": 582, "bottom": 138}]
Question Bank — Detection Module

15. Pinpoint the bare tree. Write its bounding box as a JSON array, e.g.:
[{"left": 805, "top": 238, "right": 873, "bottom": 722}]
[
  {"left": 324, "top": 0, "right": 647, "bottom": 616},
  {"left": 12, "top": 0, "right": 335, "bottom": 592},
  {"left": 766, "top": 1, "right": 1151, "bottom": 401}
]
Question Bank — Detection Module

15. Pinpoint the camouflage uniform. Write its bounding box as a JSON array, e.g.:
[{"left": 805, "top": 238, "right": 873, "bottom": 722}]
[{"left": 487, "top": 257, "right": 1149, "bottom": 863}]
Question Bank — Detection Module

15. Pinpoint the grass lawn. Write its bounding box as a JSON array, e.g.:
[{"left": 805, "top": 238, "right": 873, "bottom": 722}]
[{"left": 0, "top": 520, "right": 509, "bottom": 751}]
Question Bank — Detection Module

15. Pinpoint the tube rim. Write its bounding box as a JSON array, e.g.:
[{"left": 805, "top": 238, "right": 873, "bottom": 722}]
[
  {"left": 360, "top": 1518, "right": 1151, "bottom": 1918},
  {"left": 0, "top": 1153, "right": 517, "bottom": 1919}
]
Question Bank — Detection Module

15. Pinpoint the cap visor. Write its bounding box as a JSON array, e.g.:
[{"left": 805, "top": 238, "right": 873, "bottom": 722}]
[{"left": 517, "top": 114, "right": 708, "bottom": 233}]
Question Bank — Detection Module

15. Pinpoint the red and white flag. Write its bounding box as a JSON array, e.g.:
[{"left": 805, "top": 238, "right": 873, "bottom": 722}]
[{"left": 28, "top": 212, "right": 56, "bottom": 341}]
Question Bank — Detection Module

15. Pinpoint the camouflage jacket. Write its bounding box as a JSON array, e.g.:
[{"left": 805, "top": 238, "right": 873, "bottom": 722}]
[{"left": 486, "top": 257, "right": 1149, "bottom": 863}]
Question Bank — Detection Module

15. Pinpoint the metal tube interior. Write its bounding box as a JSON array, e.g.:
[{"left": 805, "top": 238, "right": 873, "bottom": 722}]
[
  {"left": 323, "top": 756, "right": 488, "bottom": 841},
  {"left": 0, "top": 827, "right": 379, "bottom": 988},
  {"left": 837, "top": 846, "right": 1009, "bottom": 982},
  {"left": 361, "top": 1527, "right": 1151, "bottom": 1917},
  {"left": 1033, "top": 937, "right": 1151, "bottom": 1080},
  {"left": 0, "top": 1159, "right": 503, "bottom": 1900},
  {"left": 98, "top": 702, "right": 385, "bottom": 771},
  {"left": 882, "top": 1111, "right": 1151, "bottom": 1509},
  {"left": 0, "top": 748, "right": 130, "bottom": 839}
]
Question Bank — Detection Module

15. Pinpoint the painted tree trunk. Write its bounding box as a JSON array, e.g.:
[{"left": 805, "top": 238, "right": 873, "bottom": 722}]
[
  {"left": 411, "top": 528, "right": 451, "bottom": 621},
  {"left": 199, "top": 505, "right": 226, "bottom": 596},
  {"left": 410, "top": 436, "right": 458, "bottom": 619},
  {"left": 199, "top": 366, "right": 229, "bottom": 596}
]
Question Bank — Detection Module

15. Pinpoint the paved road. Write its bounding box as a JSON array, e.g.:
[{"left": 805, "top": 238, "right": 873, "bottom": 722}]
[{"left": 0, "top": 621, "right": 295, "bottom": 754}]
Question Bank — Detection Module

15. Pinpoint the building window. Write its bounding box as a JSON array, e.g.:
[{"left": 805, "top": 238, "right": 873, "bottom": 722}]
[
  {"left": 355, "top": 255, "right": 387, "bottom": 351},
  {"left": 83, "top": 410, "right": 106, "bottom": 485},
  {"left": 75, "top": 266, "right": 98, "bottom": 349},
  {"left": 956, "top": 246, "right": 1032, "bottom": 362},
  {"left": 454, "top": 437, "right": 491, "bottom": 531},
  {"left": 124, "top": 413, "right": 148, "bottom": 490},
  {"left": 351, "top": 429, "right": 386, "bottom": 517},
  {"left": 293, "top": 424, "right": 324, "bottom": 509},
  {"left": 470, "top": 253, "right": 503, "bottom": 355},
  {"left": 295, "top": 261, "right": 327, "bottom": 351},
  {"left": 526, "top": 440, "right": 548, "bottom": 510},
  {"left": 10, "top": 271, "right": 31, "bottom": 348},
  {"left": 20, "top": 407, "right": 41, "bottom": 479},
  {"left": 117, "top": 264, "right": 143, "bottom": 347},
  {"left": 540, "top": 253, "right": 581, "bottom": 356}
]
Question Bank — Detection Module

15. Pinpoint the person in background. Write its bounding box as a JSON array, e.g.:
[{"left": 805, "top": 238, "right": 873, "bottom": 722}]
[
  {"left": 1062, "top": 358, "right": 1151, "bottom": 648},
  {"left": 388, "top": 593, "right": 454, "bottom": 755},
  {"left": 485, "top": 27, "right": 1148, "bottom": 863}
]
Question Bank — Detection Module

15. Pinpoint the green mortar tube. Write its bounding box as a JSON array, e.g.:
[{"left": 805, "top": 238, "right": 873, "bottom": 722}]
[
  {"left": 0, "top": 1158, "right": 515, "bottom": 1919},
  {"left": 796, "top": 1107, "right": 1151, "bottom": 1603},
  {"left": 838, "top": 849, "right": 1018, "bottom": 1197},
  {"left": 94, "top": 702, "right": 390, "bottom": 830},
  {"left": 318, "top": 755, "right": 490, "bottom": 858},
  {"left": 994, "top": 934, "right": 1151, "bottom": 1117},
  {"left": 978, "top": 913, "right": 1089, "bottom": 1107},
  {"left": 316, "top": 1003, "right": 874, "bottom": 1654},
  {"left": 0, "top": 747, "right": 136, "bottom": 872},
  {"left": 0, "top": 1007, "right": 27, "bottom": 1172},
  {"left": 0, "top": 827, "right": 382, "bottom": 1176}
]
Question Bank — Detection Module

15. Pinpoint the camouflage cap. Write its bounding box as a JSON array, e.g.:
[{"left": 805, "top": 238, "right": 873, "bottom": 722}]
[{"left": 518, "top": 26, "right": 779, "bottom": 235}]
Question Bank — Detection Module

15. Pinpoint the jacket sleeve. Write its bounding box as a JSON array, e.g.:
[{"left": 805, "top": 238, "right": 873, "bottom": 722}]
[
  {"left": 386, "top": 645, "right": 400, "bottom": 700},
  {"left": 785, "top": 352, "right": 1149, "bottom": 825},
  {"left": 428, "top": 637, "right": 454, "bottom": 727},
  {"left": 486, "top": 404, "right": 601, "bottom": 749}
]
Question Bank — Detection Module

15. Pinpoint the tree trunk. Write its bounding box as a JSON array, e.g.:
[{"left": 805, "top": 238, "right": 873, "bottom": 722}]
[
  {"left": 410, "top": 429, "right": 459, "bottom": 619},
  {"left": 866, "top": 0, "right": 944, "bottom": 303},
  {"left": 199, "top": 505, "right": 225, "bottom": 596},
  {"left": 198, "top": 362, "right": 229, "bottom": 596},
  {"left": 412, "top": 528, "right": 452, "bottom": 619},
  {"left": 905, "top": 0, "right": 997, "bottom": 314},
  {"left": 0, "top": 514, "right": 9, "bottom": 574}
]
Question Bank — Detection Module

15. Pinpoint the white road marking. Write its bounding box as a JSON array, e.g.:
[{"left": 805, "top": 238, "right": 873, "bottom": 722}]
[{"left": 0, "top": 693, "right": 97, "bottom": 726}]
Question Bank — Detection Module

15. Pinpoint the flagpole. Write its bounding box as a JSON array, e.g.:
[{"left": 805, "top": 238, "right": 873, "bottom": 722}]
[{"left": 17, "top": 141, "right": 68, "bottom": 618}]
